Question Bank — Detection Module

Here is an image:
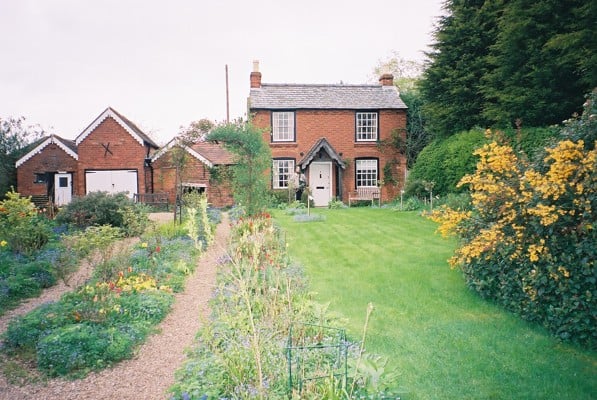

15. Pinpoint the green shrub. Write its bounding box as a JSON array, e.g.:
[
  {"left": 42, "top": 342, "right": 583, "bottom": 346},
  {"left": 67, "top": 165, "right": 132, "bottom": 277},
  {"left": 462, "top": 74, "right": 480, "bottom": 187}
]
[
  {"left": 0, "top": 190, "right": 52, "bottom": 255},
  {"left": 430, "top": 101, "right": 596, "bottom": 347},
  {"left": 408, "top": 129, "right": 488, "bottom": 196},
  {"left": 56, "top": 192, "right": 144, "bottom": 232}
]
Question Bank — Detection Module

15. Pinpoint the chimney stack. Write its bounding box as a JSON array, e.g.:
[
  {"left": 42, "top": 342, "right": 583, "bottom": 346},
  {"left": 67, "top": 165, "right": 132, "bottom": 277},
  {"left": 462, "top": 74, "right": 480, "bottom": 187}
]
[
  {"left": 250, "top": 60, "right": 262, "bottom": 88},
  {"left": 379, "top": 73, "right": 394, "bottom": 86}
]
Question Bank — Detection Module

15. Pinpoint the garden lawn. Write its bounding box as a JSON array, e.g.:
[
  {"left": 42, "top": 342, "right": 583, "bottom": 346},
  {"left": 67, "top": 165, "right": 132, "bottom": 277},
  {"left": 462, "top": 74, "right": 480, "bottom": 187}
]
[{"left": 273, "top": 208, "right": 596, "bottom": 400}]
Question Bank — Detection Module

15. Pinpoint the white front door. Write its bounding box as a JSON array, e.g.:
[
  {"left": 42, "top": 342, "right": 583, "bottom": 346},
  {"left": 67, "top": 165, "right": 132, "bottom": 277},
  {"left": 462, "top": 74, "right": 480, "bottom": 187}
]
[
  {"left": 54, "top": 173, "right": 72, "bottom": 206},
  {"left": 309, "top": 162, "right": 332, "bottom": 207}
]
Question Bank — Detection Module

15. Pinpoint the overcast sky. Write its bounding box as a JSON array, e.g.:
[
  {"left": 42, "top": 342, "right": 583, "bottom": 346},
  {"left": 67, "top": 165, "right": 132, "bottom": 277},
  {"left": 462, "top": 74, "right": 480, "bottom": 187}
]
[{"left": 0, "top": 0, "right": 444, "bottom": 144}]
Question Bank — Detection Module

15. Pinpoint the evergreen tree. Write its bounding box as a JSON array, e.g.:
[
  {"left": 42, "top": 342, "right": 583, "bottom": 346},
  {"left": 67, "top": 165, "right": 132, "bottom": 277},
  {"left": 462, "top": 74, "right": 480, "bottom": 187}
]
[
  {"left": 420, "top": 0, "right": 504, "bottom": 137},
  {"left": 481, "top": 0, "right": 595, "bottom": 127}
]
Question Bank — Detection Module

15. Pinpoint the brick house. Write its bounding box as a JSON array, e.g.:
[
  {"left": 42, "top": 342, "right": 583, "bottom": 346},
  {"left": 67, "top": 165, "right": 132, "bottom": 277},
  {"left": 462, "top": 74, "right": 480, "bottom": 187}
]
[
  {"left": 150, "top": 138, "right": 235, "bottom": 208},
  {"left": 247, "top": 62, "right": 408, "bottom": 206},
  {"left": 16, "top": 107, "right": 235, "bottom": 208}
]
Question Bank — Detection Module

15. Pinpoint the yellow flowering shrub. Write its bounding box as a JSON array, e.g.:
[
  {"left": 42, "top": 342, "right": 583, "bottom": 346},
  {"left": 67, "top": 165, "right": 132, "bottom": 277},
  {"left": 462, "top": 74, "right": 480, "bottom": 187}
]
[{"left": 430, "top": 118, "right": 596, "bottom": 347}]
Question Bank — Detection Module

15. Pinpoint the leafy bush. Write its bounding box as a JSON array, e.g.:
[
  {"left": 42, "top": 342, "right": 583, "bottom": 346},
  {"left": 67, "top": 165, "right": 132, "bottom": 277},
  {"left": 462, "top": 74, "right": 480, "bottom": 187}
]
[
  {"left": 56, "top": 192, "right": 148, "bottom": 236},
  {"left": 408, "top": 129, "right": 488, "bottom": 196},
  {"left": 0, "top": 190, "right": 52, "bottom": 255},
  {"left": 429, "top": 97, "right": 596, "bottom": 347}
]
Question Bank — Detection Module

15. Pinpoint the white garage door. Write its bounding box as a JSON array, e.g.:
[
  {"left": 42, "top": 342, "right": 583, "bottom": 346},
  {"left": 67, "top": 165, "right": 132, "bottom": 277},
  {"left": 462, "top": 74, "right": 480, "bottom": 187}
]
[{"left": 85, "top": 170, "right": 138, "bottom": 198}]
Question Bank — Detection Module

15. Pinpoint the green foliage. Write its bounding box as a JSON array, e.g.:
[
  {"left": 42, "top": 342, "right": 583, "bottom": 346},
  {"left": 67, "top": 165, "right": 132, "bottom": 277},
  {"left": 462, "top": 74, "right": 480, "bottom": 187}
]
[
  {"left": 1, "top": 221, "right": 199, "bottom": 378},
  {"left": 207, "top": 121, "right": 271, "bottom": 216},
  {"left": 407, "top": 129, "right": 487, "bottom": 196},
  {"left": 0, "top": 253, "right": 57, "bottom": 315},
  {"left": 0, "top": 116, "right": 45, "bottom": 199},
  {"left": 420, "top": 0, "right": 594, "bottom": 136},
  {"left": 400, "top": 89, "right": 432, "bottom": 168},
  {"left": 0, "top": 190, "right": 52, "bottom": 254},
  {"left": 430, "top": 100, "right": 596, "bottom": 346},
  {"left": 170, "top": 214, "right": 396, "bottom": 399},
  {"left": 56, "top": 192, "right": 145, "bottom": 234},
  {"left": 118, "top": 203, "right": 150, "bottom": 237}
]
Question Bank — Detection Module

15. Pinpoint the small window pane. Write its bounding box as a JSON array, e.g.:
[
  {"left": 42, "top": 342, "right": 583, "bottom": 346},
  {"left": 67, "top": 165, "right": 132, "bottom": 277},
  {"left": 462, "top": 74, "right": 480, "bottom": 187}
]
[
  {"left": 59, "top": 177, "right": 68, "bottom": 187},
  {"left": 34, "top": 173, "right": 47, "bottom": 184},
  {"left": 356, "top": 112, "right": 378, "bottom": 141},
  {"left": 356, "top": 159, "right": 378, "bottom": 187},
  {"left": 272, "top": 112, "right": 295, "bottom": 142},
  {"left": 272, "top": 159, "right": 295, "bottom": 189}
]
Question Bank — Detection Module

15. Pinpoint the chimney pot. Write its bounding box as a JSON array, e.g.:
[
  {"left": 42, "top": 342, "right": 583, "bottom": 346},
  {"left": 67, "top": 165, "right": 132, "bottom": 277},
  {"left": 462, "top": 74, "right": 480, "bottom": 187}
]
[
  {"left": 250, "top": 60, "right": 262, "bottom": 88},
  {"left": 379, "top": 73, "right": 394, "bottom": 86}
]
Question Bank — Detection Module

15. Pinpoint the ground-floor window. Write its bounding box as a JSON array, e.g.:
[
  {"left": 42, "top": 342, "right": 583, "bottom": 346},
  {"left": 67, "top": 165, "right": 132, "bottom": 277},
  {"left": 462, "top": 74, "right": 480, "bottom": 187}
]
[
  {"left": 272, "top": 159, "right": 295, "bottom": 189},
  {"left": 355, "top": 158, "right": 378, "bottom": 188}
]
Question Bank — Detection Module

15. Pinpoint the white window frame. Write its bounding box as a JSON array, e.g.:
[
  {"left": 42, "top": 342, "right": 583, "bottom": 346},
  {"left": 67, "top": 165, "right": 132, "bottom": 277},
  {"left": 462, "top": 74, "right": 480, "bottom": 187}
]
[
  {"left": 355, "top": 159, "right": 378, "bottom": 188},
  {"left": 272, "top": 159, "right": 295, "bottom": 189},
  {"left": 272, "top": 111, "right": 295, "bottom": 142},
  {"left": 356, "top": 112, "right": 378, "bottom": 141}
]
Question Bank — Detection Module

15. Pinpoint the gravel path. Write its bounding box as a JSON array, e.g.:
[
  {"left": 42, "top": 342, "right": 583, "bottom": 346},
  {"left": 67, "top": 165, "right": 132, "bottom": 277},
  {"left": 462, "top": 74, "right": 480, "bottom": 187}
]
[{"left": 0, "top": 214, "right": 230, "bottom": 400}]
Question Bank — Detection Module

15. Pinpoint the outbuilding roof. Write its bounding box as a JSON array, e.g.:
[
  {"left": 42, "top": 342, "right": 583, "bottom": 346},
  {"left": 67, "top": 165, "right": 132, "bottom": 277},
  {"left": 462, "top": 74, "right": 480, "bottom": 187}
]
[
  {"left": 249, "top": 83, "right": 407, "bottom": 110},
  {"left": 15, "top": 134, "right": 78, "bottom": 168},
  {"left": 75, "top": 107, "right": 159, "bottom": 148},
  {"left": 151, "top": 138, "right": 234, "bottom": 167}
]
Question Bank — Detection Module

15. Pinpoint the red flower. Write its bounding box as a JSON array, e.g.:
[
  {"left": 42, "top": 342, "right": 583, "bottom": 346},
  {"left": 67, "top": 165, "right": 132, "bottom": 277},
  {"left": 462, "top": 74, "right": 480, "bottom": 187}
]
[{"left": 155, "top": 246, "right": 161, "bottom": 253}]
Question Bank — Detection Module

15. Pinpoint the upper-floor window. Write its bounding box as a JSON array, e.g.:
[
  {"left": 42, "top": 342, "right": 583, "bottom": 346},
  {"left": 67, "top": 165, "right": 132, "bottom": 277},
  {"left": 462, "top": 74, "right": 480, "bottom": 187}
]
[
  {"left": 356, "top": 112, "right": 378, "bottom": 141},
  {"left": 272, "top": 111, "right": 295, "bottom": 142},
  {"left": 272, "top": 159, "right": 295, "bottom": 189},
  {"left": 355, "top": 158, "right": 378, "bottom": 188}
]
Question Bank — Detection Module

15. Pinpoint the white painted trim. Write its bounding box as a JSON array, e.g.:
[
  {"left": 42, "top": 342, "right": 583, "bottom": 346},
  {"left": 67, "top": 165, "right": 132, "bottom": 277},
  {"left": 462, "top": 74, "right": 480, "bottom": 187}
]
[
  {"left": 150, "top": 138, "right": 213, "bottom": 168},
  {"left": 15, "top": 135, "right": 78, "bottom": 168},
  {"left": 309, "top": 161, "right": 332, "bottom": 207},
  {"left": 75, "top": 108, "right": 144, "bottom": 146}
]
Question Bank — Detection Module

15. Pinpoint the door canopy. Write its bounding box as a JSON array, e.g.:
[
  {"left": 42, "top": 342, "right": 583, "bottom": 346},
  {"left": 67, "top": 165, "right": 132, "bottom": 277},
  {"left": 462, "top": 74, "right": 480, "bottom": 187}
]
[{"left": 298, "top": 138, "right": 346, "bottom": 170}]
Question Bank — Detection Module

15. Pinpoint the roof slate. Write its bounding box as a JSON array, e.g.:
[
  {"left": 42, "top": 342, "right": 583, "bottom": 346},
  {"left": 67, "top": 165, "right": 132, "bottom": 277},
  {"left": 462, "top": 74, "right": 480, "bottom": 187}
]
[{"left": 249, "top": 83, "right": 407, "bottom": 110}]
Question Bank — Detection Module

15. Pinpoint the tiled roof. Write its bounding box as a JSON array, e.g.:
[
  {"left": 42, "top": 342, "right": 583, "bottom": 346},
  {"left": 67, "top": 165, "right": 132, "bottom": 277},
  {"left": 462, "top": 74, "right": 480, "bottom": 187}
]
[
  {"left": 110, "top": 107, "right": 159, "bottom": 148},
  {"left": 16, "top": 134, "right": 78, "bottom": 168},
  {"left": 249, "top": 83, "right": 407, "bottom": 110},
  {"left": 151, "top": 138, "right": 234, "bottom": 167},
  {"left": 190, "top": 142, "right": 235, "bottom": 165},
  {"left": 299, "top": 137, "right": 345, "bottom": 169}
]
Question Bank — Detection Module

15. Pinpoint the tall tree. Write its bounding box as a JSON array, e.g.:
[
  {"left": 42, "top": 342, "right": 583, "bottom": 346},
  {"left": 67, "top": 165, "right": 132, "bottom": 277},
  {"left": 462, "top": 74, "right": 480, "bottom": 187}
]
[
  {"left": 481, "top": 0, "right": 596, "bottom": 127},
  {"left": 0, "top": 117, "right": 45, "bottom": 199},
  {"left": 420, "top": 0, "right": 504, "bottom": 137}
]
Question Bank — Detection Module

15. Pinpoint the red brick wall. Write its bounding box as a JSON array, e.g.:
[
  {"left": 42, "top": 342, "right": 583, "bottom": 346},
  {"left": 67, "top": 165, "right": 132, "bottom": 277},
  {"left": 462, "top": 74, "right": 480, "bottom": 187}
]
[
  {"left": 253, "top": 109, "right": 407, "bottom": 203},
  {"left": 76, "top": 117, "right": 150, "bottom": 195},
  {"left": 152, "top": 150, "right": 234, "bottom": 208},
  {"left": 16, "top": 144, "right": 78, "bottom": 197}
]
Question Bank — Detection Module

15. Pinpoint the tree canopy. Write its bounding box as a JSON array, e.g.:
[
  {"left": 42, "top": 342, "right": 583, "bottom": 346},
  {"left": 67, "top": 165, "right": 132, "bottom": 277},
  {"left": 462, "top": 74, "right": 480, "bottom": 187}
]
[
  {"left": 0, "top": 117, "right": 45, "bottom": 199},
  {"left": 420, "top": 0, "right": 595, "bottom": 137}
]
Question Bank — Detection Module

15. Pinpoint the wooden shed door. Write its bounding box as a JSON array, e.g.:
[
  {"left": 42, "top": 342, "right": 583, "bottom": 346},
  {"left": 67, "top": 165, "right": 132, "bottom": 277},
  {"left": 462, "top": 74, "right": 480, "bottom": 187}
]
[{"left": 54, "top": 173, "right": 72, "bottom": 206}]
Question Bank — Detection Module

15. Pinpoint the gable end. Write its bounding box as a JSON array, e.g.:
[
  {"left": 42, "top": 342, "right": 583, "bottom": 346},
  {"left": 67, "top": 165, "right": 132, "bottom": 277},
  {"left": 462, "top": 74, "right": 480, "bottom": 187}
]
[{"left": 16, "top": 135, "right": 78, "bottom": 168}]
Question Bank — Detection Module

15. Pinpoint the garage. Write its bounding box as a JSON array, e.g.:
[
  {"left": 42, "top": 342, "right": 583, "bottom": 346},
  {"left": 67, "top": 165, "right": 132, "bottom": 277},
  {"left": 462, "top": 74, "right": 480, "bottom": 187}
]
[{"left": 85, "top": 169, "right": 138, "bottom": 198}]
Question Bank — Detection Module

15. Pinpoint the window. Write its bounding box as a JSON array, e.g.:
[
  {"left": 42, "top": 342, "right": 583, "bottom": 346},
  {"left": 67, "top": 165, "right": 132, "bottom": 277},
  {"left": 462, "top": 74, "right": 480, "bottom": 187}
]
[
  {"left": 272, "top": 111, "right": 295, "bottom": 142},
  {"left": 272, "top": 159, "right": 295, "bottom": 189},
  {"left": 356, "top": 112, "right": 378, "bottom": 141},
  {"left": 34, "top": 173, "right": 47, "bottom": 184},
  {"left": 355, "top": 159, "right": 378, "bottom": 188},
  {"left": 59, "top": 177, "right": 68, "bottom": 187}
]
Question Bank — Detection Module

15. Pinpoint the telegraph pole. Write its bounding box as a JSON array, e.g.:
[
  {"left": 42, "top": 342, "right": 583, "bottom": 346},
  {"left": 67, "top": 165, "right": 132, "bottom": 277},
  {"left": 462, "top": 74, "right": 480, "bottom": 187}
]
[{"left": 225, "top": 64, "right": 230, "bottom": 123}]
